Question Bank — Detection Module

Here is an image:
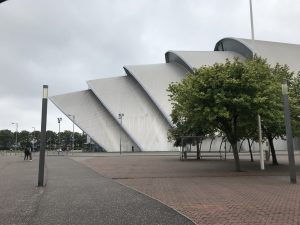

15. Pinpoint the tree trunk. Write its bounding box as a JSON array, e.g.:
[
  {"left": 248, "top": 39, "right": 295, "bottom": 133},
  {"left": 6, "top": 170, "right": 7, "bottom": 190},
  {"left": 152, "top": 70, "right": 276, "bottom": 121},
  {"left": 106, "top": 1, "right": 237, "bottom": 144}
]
[
  {"left": 231, "top": 141, "right": 241, "bottom": 171},
  {"left": 267, "top": 135, "right": 279, "bottom": 165},
  {"left": 209, "top": 137, "right": 214, "bottom": 152},
  {"left": 247, "top": 138, "right": 254, "bottom": 162},
  {"left": 196, "top": 139, "right": 200, "bottom": 160},
  {"left": 232, "top": 116, "right": 241, "bottom": 171},
  {"left": 222, "top": 116, "right": 241, "bottom": 171}
]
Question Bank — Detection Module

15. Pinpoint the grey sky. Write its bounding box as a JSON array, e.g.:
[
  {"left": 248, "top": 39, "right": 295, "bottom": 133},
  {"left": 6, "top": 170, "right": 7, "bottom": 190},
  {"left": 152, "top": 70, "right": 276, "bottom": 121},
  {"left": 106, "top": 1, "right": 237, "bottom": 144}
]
[{"left": 0, "top": 0, "right": 300, "bottom": 132}]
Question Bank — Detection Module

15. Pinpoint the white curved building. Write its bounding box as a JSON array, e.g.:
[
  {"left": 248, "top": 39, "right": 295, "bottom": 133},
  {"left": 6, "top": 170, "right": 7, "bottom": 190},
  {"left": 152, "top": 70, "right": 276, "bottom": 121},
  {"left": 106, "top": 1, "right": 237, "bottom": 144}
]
[{"left": 50, "top": 37, "right": 300, "bottom": 152}]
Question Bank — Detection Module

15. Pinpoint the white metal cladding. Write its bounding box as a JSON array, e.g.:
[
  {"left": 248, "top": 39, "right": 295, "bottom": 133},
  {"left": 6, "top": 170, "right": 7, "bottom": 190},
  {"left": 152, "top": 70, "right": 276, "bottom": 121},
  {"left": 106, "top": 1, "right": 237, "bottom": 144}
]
[
  {"left": 50, "top": 90, "right": 140, "bottom": 152},
  {"left": 123, "top": 63, "right": 189, "bottom": 124},
  {"left": 49, "top": 37, "right": 300, "bottom": 153},
  {"left": 165, "top": 51, "right": 245, "bottom": 72},
  {"left": 87, "top": 76, "right": 177, "bottom": 151},
  {"left": 215, "top": 38, "right": 300, "bottom": 72}
]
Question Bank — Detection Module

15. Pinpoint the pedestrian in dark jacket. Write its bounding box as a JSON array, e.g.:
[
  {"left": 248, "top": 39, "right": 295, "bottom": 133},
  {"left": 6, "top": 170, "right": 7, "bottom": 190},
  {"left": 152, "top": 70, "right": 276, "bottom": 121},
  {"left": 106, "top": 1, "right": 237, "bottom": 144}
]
[
  {"left": 24, "top": 144, "right": 29, "bottom": 160},
  {"left": 24, "top": 142, "right": 32, "bottom": 161}
]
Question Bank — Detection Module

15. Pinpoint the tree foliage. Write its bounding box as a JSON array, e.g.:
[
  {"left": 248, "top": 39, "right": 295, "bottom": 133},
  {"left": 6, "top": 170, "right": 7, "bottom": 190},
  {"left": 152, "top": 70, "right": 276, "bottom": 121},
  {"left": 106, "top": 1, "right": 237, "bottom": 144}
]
[
  {"left": 168, "top": 57, "right": 294, "bottom": 171},
  {"left": 289, "top": 71, "right": 300, "bottom": 137},
  {"left": 0, "top": 129, "right": 13, "bottom": 149},
  {"left": 0, "top": 129, "right": 86, "bottom": 150}
]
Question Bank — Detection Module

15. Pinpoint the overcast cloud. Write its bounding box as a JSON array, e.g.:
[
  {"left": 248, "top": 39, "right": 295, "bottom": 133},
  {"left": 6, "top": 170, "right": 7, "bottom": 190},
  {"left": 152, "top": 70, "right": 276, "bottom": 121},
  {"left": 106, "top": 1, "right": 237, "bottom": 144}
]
[{"left": 0, "top": 0, "right": 300, "bottom": 132}]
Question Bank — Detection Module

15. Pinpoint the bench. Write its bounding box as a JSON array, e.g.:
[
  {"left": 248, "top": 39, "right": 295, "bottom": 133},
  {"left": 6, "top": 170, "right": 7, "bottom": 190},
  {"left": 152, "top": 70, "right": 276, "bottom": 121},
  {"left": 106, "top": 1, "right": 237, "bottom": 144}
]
[{"left": 180, "top": 150, "right": 223, "bottom": 160}]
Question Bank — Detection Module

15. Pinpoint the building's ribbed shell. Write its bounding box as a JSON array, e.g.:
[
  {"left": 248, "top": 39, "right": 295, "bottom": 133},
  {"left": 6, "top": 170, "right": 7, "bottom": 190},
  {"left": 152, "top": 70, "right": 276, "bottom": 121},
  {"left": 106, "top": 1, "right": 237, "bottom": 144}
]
[{"left": 50, "top": 38, "right": 300, "bottom": 151}]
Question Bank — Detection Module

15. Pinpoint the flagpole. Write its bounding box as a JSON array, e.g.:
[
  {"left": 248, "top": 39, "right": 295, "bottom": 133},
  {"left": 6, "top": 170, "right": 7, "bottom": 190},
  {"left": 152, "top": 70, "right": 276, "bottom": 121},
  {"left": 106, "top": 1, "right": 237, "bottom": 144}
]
[
  {"left": 249, "top": 0, "right": 264, "bottom": 170},
  {"left": 249, "top": 0, "right": 255, "bottom": 41}
]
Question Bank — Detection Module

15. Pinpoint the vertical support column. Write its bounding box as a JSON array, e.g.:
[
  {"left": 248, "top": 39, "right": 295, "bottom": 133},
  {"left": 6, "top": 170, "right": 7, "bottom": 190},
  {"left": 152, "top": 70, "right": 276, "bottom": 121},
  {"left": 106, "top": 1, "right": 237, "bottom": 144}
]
[
  {"left": 38, "top": 85, "right": 48, "bottom": 187},
  {"left": 282, "top": 80, "right": 297, "bottom": 184},
  {"left": 258, "top": 114, "right": 264, "bottom": 170}
]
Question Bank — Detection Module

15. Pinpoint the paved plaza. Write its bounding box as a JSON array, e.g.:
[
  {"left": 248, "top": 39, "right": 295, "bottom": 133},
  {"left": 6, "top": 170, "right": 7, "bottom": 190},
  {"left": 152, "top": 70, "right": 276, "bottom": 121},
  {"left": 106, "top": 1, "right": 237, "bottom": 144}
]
[
  {"left": 0, "top": 154, "right": 194, "bottom": 225},
  {"left": 1, "top": 152, "right": 300, "bottom": 225},
  {"left": 75, "top": 153, "right": 300, "bottom": 225}
]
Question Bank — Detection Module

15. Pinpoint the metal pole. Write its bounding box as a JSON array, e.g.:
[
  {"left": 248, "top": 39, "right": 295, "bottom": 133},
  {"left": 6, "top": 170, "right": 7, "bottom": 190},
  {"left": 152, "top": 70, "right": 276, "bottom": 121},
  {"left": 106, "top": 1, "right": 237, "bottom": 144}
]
[
  {"left": 258, "top": 115, "right": 264, "bottom": 170},
  {"left": 72, "top": 116, "right": 74, "bottom": 153},
  {"left": 249, "top": 0, "right": 264, "bottom": 170},
  {"left": 38, "top": 85, "right": 48, "bottom": 187},
  {"left": 118, "top": 113, "right": 124, "bottom": 155},
  {"left": 57, "top": 118, "right": 62, "bottom": 150},
  {"left": 11, "top": 122, "right": 18, "bottom": 152},
  {"left": 249, "top": 0, "right": 255, "bottom": 55},
  {"left": 120, "top": 115, "right": 122, "bottom": 155},
  {"left": 67, "top": 114, "right": 75, "bottom": 154},
  {"left": 16, "top": 123, "right": 18, "bottom": 151},
  {"left": 32, "top": 126, "right": 35, "bottom": 152},
  {"left": 72, "top": 115, "right": 75, "bottom": 153},
  {"left": 249, "top": 0, "right": 255, "bottom": 41},
  {"left": 59, "top": 122, "right": 60, "bottom": 148},
  {"left": 282, "top": 81, "right": 297, "bottom": 184}
]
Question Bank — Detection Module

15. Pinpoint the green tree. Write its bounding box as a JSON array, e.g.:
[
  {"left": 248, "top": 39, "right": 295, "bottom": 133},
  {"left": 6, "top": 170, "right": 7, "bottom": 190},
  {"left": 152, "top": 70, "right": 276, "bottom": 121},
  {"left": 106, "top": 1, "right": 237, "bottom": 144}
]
[
  {"left": 31, "top": 131, "right": 41, "bottom": 150},
  {"left": 74, "top": 132, "right": 85, "bottom": 149},
  {"left": 60, "top": 130, "right": 72, "bottom": 148},
  {"left": 242, "top": 63, "right": 293, "bottom": 166},
  {"left": 289, "top": 71, "right": 300, "bottom": 137},
  {"left": 0, "top": 129, "right": 13, "bottom": 149},
  {"left": 32, "top": 130, "right": 41, "bottom": 141},
  {"left": 46, "top": 130, "right": 57, "bottom": 150},
  {"left": 168, "top": 57, "right": 291, "bottom": 171},
  {"left": 18, "top": 130, "right": 31, "bottom": 147}
]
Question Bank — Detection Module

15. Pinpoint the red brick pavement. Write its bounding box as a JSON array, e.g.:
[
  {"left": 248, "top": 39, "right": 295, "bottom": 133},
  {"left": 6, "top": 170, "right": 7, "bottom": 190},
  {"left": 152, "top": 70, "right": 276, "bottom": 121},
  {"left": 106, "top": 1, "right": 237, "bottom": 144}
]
[{"left": 74, "top": 154, "right": 300, "bottom": 225}]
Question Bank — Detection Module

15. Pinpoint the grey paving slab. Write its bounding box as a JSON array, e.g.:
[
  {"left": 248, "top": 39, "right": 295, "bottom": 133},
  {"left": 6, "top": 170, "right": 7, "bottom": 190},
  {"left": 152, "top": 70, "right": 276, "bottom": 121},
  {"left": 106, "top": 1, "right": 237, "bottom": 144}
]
[
  {"left": 0, "top": 156, "right": 42, "bottom": 225},
  {"left": 0, "top": 155, "right": 195, "bottom": 225},
  {"left": 74, "top": 154, "right": 300, "bottom": 225}
]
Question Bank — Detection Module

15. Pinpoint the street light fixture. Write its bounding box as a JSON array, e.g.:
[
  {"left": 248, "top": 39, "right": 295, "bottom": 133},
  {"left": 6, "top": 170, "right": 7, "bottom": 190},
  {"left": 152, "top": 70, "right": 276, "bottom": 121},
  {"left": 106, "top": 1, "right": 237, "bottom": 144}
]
[
  {"left": 32, "top": 126, "right": 35, "bottom": 151},
  {"left": 57, "top": 117, "right": 62, "bottom": 150},
  {"left": 118, "top": 113, "right": 124, "bottom": 155},
  {"left": 11, "top": 122, "right": 18, "bottom": 151},
  {"left": 38, "top": 85, "right": 48, "bottom": 187},
  {"left": 67, "top": 114, "right": 75, "bottom": 154}
]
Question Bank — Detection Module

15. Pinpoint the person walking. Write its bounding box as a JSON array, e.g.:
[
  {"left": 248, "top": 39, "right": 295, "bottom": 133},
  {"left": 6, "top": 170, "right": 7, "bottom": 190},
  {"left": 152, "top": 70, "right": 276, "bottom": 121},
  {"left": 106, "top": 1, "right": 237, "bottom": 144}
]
[
  {"left": 28, "top": 142, "right": 32, "bottom": 161},
  {"left": 24, "top": 142, "right": 32, "bottom": 161},
  {"left": 24, "top": 144, "right": 29, "bottom": 160}
]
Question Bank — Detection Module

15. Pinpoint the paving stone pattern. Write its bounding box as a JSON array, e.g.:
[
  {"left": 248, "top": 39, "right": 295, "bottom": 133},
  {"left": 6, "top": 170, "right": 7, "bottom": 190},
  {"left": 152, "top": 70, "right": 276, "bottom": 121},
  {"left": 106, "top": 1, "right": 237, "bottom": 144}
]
[
  {"left": 0, "top": 156, "right": 195, "bottom": 225},
  {"left": 77, "top": 154, "right": 300, "bottom": 225}
]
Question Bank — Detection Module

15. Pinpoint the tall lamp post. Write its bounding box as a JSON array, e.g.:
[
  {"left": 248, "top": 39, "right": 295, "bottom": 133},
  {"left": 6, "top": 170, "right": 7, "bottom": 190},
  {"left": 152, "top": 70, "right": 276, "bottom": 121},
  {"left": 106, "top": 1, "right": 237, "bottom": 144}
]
[
  {"left": 38, "top": 85, "right": 48, "bottom": 187},
  {"left": 249, "top": 0, "right": 264, "bottom": 170},
  {"left": 118, "top": 113, "right": 124, "bottom": 155},
  {"left": 57, "top": 117, "right": 62, "bottom": 150},
  {"left": 282, "top": 80, "right": 297, "bottom": 184},
  {"left": 11, "top": 122, "right": 18, "bottom": 151},
  {"left": 67, "top": 114, "right": 75, "bottom": 154},
  {"left": 32, "top": 126, "right": 35, "bottom": 151}
]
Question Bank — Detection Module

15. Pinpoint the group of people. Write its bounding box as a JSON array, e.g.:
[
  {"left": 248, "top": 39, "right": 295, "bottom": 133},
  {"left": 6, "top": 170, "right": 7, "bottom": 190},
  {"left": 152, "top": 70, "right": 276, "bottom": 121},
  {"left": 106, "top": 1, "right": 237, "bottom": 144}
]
[{"left": 24, "top": 142, "right": 32, "bottom": 161}]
